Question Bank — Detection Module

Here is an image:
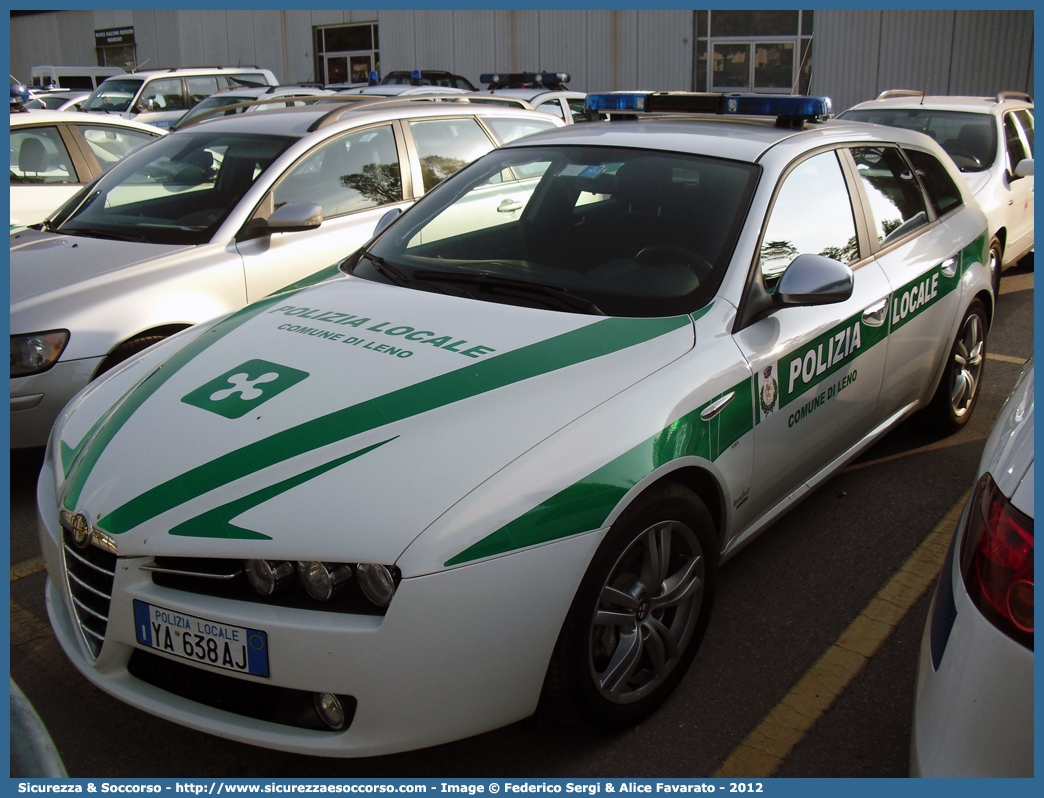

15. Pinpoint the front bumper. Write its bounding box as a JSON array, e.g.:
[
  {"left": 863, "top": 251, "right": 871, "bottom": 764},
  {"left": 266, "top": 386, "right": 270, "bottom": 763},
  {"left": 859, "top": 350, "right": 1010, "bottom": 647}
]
[
  {"left": 37, "top": 453, "right": 603, "bottom": 756},
  {"left": 11, "top": 357, "right": 104, "bottom": 449}
]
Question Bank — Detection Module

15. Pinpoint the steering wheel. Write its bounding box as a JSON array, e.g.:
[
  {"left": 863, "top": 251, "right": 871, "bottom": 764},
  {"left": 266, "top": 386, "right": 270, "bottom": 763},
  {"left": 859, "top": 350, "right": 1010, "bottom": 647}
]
[
  {"left": 946, "top": 148, "right": 983, "bottom": 169},
  {"left": 635, "top": 245, "right": 714, "bottom": 282}
]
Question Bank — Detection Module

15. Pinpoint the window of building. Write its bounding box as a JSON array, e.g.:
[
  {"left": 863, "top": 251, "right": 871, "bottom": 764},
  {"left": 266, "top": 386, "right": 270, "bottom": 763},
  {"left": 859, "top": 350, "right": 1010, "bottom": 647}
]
[
  {"left": 693, "top": 10, "right": 813, "bottom": 95},
  {"left": 315, "top": 23, "right": 379, "bottom": 86},
  {"left": 95, "top": 27, "right": 137, "bottom": 69}
]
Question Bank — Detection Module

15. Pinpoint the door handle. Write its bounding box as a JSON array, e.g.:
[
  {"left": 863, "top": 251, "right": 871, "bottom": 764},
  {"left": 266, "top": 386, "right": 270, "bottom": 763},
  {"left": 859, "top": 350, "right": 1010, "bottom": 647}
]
[
  {"left": 497, "top": 200, "right": 523, "bottom": 214},
  {"left": 700, "top": 391, "right": 735, "bottom": 421},
  {"left": 941, "top": 257, "right": 958, "bottom": 278},
  {"left": 862, "top": 298, "right": 889, "bottom": 327}
]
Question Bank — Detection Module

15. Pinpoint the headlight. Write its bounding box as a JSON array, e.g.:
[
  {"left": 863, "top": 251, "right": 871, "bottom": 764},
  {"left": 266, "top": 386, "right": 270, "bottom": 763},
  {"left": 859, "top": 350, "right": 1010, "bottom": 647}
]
[
  {"left": 11, "top": 330, "right": 70, "bottom": 377},
  {"left": 243, "top": 559, "right": 295, "bottom": 596},
  {"left": 298, "top": 561, "right": 353, "bottom": 601},
  {"left": 357, "top": 563, "right": 398, "bottom": 607}
]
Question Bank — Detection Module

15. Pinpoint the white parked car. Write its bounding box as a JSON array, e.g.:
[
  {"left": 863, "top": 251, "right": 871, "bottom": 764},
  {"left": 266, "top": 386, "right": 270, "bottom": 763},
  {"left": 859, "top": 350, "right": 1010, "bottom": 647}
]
[
  {"left": 910, "top": 360, "right": 1033, "bottom": 776},
  {"left": 841, "top": 91, "right": 1034, "bottom": 297},
  {"left": 10, "top": 99, "right": 565, "bottom": 448},
  {"left": 10, "top": 109, "right": 164, "bottom": 228},
  {"left": 37, "top": 92, "right": 995, "bottom": 756},
  {"left": 79, "top": 67, "right": 279, "bottom": 129},
  {"left": 471, "top": 71, "right": 590, "bottom": 124}
]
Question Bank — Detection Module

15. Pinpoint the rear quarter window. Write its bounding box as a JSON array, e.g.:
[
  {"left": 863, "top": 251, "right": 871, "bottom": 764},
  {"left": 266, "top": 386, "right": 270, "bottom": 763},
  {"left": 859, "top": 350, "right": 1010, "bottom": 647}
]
[{"left": 904, "top": 149, "right": 963, "bottom": 217}]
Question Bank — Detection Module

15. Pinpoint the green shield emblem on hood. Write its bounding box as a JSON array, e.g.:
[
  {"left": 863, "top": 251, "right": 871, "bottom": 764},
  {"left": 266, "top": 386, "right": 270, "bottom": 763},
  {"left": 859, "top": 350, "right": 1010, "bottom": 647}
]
[{"left": 182, "top": 359, "right": 308, "bottom": 419}]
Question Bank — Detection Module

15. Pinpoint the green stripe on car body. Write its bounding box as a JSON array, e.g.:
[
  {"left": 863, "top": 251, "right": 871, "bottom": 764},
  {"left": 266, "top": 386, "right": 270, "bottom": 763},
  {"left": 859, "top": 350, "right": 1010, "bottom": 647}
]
[
  {"left": 92, "top": 315, "right": 692, "bottom": 536},
  {"left": 446, "top": 375, "right": 753, "bottom": 566},
  {"left": 168, "top": 438, "right": 395, "bottom": 540},
  {"left": 62, "top": 292, "right": 303, "bottom": 514}
]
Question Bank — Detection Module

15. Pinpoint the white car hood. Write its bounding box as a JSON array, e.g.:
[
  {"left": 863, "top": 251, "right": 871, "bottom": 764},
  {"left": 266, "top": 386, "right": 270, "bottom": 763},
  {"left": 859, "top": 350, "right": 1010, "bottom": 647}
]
[
  {"left": 55, "top": 276, "right": 695, "bottom": 566},
  {"left": 10, "top": 229, "right": 189, "bottom": 306},
  {"left": 962, "top": 168, "right": 993, "bottom": 197}
]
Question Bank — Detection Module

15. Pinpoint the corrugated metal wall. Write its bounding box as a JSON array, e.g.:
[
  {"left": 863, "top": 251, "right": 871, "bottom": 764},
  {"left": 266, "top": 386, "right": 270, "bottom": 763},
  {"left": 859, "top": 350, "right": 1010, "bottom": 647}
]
[
  {"left": 815, "top": 9, "right": 1034, "bottom": 112},
  {"left": 9, "top": 10, "right": 1034, "bottom": 105}
]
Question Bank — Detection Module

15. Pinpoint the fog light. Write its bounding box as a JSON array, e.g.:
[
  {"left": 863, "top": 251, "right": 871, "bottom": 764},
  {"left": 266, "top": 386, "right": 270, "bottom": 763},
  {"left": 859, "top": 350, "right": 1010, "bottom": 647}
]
[
  {"left": 243, "top": 559, "right": 295, "bottom": 596},
  {"left": 357, "top": 563, "right": 397, "bottom": 607},
  {"left": 314, "top": 692, "right": 347, "bottom": 730},
  {"left": 298, "top": 561, "right": 352, "bottom": 601}
]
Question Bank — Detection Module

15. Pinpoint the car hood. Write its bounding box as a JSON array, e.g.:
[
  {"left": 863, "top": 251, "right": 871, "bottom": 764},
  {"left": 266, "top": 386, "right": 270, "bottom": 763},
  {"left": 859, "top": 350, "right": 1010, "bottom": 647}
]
[
  {"left": 10, "top": 229, "right": 190, "bottom": 306},
  {"left": 962, "top": 168, "right": 993, "bottom": 196},
  {"left": 55, "top": 276, "right": 695, "bottom": 566}
]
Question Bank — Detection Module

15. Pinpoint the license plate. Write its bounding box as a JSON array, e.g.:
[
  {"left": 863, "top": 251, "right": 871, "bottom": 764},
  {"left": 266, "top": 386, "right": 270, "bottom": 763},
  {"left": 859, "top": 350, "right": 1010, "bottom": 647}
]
[{"left": 133, "top": 600, "right": 269, "bottom": 677}]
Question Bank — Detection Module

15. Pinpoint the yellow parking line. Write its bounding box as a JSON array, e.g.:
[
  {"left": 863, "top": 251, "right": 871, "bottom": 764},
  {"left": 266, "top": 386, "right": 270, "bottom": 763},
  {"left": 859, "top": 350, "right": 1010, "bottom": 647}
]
[
  {"left": 713, "top": 491, "right": 968, "bottom": 778},
  {"left": 845, "top": 434, "right": 986, "bottom": 473},
  {"left": 11, "top": 556, "right": 46, "bottom": 582},
  {"left": 987, "top": 352, "right": 1029, "bottom": 365}
]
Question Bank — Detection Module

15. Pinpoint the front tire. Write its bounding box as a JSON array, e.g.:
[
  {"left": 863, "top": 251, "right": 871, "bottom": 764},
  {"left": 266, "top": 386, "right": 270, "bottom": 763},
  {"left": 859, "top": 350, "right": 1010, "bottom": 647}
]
[
  {"left": 542, "top": 482, "right": 717, "bottom": 729},
  {"left": 924, "top": 299, "right": 987, "bottom": 433},
  {"left": 987, "top": 237, "right": 1003, "bottom": 301}
]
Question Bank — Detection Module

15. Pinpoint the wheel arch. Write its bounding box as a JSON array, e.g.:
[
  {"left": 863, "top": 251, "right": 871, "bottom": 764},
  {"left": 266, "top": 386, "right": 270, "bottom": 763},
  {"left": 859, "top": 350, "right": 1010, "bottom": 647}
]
[{"left": 92, "top": 322, "right": 193, "bottom": 378}]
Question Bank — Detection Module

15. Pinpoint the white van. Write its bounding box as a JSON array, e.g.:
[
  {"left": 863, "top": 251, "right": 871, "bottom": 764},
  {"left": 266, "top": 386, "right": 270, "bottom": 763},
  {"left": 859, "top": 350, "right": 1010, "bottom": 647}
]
[
  {"left": 79, "top": 66, "right": 278, "bottom": 128},
  {"left": 30, "top": 65, "right": 126, "bottom": 91}
]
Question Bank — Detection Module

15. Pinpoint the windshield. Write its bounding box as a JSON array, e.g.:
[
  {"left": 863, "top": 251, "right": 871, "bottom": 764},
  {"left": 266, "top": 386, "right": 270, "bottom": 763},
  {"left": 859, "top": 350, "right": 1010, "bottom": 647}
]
[
  {"left": 82, "top": 78, "right": 144, "bottom": 113},
  {"left": 353, "top": 145, "right": 760, "bottom": 317},
  {"left": 841, "top": 108, "right": 998, "bottom": 173},
  {"left": 55, "top": 131, "right": 295, "bottom": 245}
]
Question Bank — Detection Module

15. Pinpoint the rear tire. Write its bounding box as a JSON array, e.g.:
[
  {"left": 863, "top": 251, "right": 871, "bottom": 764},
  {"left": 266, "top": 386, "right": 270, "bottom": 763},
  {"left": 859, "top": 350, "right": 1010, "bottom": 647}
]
[
  {"left": 923, "top": 299, "right": 987, "bottom": 434},
  {"left": 542, "top": 482, "right": 717, "bottom": 729}
]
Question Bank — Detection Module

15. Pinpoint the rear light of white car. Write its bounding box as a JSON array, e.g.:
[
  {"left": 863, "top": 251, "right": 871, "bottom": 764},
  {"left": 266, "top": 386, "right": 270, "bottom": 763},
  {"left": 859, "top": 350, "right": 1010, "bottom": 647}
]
[{"left": 960, "top": 473, "right": 1034, "bottom": 648}]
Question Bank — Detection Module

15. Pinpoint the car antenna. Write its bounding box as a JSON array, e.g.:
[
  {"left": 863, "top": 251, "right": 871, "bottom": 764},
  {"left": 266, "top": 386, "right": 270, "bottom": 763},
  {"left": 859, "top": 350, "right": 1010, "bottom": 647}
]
[
  {"left": 791, "top": 34, "right": 812, "bottom": 94},
  {"left": 132, "top": 58, "right": 151, "bottom": 74},
  {"left": 921, "top": 72, "right": 930, "bottom": 105}
]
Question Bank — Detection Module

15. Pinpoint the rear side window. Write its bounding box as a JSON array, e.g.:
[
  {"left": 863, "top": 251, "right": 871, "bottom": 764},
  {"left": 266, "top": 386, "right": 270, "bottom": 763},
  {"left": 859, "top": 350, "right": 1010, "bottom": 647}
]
[
  {"left": 851, "top": 147, "right": 928, "bottom": 248},
  {"left": 10, "top": 126, "right": 78, "bottom": 185},
  {"left": 408, "top": 118, "right": 495, "bottom": 192},
  {"left": 760, "top": 150, "right": 859, "bottom": 286},
  {"left": 905, "top": 149, "right": 963, "bottom": 217},
  {"left": 74, "top": 124, "right": 160, "bottom": 172}
]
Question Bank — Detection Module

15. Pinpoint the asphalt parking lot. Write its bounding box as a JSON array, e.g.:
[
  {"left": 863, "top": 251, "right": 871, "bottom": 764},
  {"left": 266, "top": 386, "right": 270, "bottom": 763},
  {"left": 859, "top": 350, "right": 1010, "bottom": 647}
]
[{"left": 9, "top": 258, "right": 1033, "bottom": 778}]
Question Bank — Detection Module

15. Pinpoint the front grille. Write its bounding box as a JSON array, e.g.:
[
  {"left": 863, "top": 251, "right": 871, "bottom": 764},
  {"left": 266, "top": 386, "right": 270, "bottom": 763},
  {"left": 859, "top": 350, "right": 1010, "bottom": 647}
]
[
  {"left": 61, "top": 526, "right": 117, "bottom": 659},
  {"left": 128, "top": 649, "right": 357, "bottom": 731}
]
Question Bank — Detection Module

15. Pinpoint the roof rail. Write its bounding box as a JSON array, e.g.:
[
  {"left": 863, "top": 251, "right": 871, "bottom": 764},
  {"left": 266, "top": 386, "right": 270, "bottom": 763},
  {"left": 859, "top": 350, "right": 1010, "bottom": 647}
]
[
  {"left": 875, "top": 89, "right": 926, "bottom": 100},
  {"left": 173, "top": 95, "right": 328, "bottom": 130},
  {"left": 996, "top": 91, "right": 1033, "bottom": 104},
  {"left": 307, "top": 93, "right": 475, "bottom": 131}
]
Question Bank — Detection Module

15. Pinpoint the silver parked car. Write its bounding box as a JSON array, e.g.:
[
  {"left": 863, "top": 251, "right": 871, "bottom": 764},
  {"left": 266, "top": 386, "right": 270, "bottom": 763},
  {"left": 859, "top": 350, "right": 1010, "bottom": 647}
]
[{"left": 10, "top": 98, "right": 565, "bottom": 448}]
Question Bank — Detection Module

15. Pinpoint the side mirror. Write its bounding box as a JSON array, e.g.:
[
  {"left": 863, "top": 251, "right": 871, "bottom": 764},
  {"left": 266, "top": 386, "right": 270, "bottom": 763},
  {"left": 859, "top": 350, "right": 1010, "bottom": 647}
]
[
  {"left": 136, "top": 98, "right": 156, "bottom": 113},
  {"left": 373, "top": 207, "right": 402, "bottom": 238},
  {"left": 776, "top": 253, "right": 854, "bottom": 306},
  {"left": 265, "top": 202, "right": 323, "bottom": 234},
  {"left": 738, "top": 253, "right": 854, "bottom": 330},
  {"left": 1014, "top": 158, "right": 1034, "bottom": 178}
]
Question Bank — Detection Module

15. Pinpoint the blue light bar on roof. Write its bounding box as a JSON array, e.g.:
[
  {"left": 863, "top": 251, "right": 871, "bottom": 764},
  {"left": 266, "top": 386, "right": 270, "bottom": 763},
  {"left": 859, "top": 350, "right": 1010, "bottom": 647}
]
[
  {"left": 584, "top": 91, "right": 833, "bottom": 121},
  {"left": 723, "top": 94, "right": 833, "bottom": 118},
  {"left": 410, "top": 70, "right": 423, "bottom": 86},
  {"left": 368, "top": 71, "right": 380, "bottom": 86}
]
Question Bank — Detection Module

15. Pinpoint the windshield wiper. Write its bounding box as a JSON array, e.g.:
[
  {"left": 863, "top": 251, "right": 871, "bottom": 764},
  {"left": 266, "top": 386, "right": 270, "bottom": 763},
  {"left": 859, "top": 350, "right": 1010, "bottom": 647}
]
[
  {"left": 352, "top": 251, "right": 475, "bottom": 299},
  {"left": 60, "top": 227, "right": 150, "bottom": 243},
  {"left": 411, "top": 269, "right": 605, "bottom": 315}
]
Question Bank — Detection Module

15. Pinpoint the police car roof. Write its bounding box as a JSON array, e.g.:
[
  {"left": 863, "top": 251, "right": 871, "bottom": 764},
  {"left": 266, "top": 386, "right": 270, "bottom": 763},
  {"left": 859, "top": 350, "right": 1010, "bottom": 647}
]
[
  {"left": 176, "top": 99, "right": 559, "bottom": 138},
  {"left": 482, "top": 88, "right": 583, "bottom": 102},
  {"left": 497, "top": 116, "right": 937, "bottom": 163}
]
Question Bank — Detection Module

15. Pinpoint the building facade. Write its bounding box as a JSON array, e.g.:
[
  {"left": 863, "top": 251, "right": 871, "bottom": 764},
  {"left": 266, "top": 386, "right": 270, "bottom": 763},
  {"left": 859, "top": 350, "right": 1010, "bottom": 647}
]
[{"left": 10, "top": 9, "right": 1034, "bottom": 112}]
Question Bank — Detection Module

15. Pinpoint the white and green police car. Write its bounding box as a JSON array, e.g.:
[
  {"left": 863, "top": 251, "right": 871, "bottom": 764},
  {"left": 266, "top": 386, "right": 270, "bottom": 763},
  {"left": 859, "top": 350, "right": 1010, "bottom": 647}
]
[{"left": 39, "top": 92, "right": 993, "bottom": 756}]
